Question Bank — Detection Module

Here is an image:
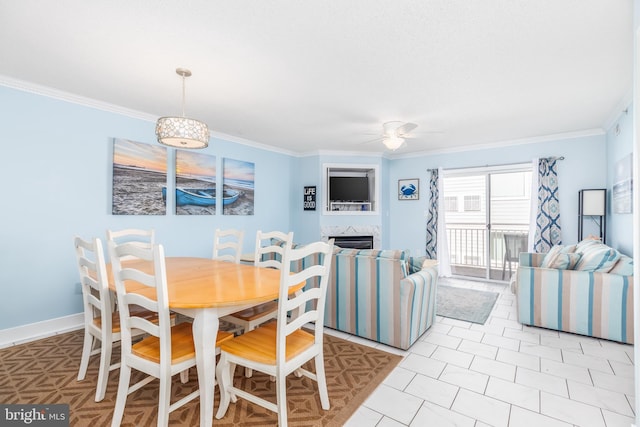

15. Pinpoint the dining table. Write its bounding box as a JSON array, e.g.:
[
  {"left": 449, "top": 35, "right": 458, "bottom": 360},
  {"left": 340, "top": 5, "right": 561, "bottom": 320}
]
[{"left": 107, "top": 256, "right": 304, "bottom": 427}]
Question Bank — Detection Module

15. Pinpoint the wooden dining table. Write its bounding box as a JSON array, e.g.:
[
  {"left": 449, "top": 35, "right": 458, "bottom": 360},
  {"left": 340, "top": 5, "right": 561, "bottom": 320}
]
[{"left": 108, "top": 257, "right": 304, "bottom": 427}]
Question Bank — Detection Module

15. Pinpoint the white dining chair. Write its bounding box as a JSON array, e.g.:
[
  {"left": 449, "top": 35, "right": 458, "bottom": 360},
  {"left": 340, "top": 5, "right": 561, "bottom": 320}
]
[
  {"left": 215, "top": 239, "right": 334, "bottom": 427},
  {"left": 222, "top": 230, "right": 294, "bottom": 336},
  {"left": 212, "top": 228, "right": 245, "bottom": 263},
  {"left": 74, "top": 236, "right": 164, "bottom": 402},
  {"left": 108, "top": 240, "right": 233, "bottom": 427}
]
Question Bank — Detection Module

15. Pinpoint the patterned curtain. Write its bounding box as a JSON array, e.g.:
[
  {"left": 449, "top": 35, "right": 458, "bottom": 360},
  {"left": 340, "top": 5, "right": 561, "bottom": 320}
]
[
  {"left": 533, "top": 157, "right": 562, "bottom": 252},
  {"left": 425, "top": 169, "right": 438, "bottom": 259},
  {"left": 425, "top": 168, "right": 452, "bottom": 277}
]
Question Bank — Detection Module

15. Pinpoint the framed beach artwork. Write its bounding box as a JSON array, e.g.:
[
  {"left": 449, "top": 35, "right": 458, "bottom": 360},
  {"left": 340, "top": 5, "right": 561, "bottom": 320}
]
[
  {"left": 223, "top": 157, "right": 254, "bottom": 215},
  {"left": 112, "top": 138, "right": 167, "bottom": 215},
  {"left": 174, "top": 151, "right": 217, "bottom": 215},
  {"left": 613, "top": 153, "right": 633, "bottom": 214},
  {"left": 398, "top": 178, "right": 419, "bottom": 200}
]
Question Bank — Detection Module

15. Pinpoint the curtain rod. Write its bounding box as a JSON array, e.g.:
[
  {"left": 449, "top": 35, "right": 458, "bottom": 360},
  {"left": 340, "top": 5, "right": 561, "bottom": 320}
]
[{"left": 426, "top": 156, "right": 564, "bottom": 172}]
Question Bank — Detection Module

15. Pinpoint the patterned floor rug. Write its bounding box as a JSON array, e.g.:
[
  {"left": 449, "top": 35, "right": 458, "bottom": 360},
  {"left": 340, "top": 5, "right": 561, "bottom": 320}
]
[
  {"left": 0, "top": 328, "right": 401, "bottom": 426},
  {"left": 436, "top": 285, "right": 499, "bottom": 324}
]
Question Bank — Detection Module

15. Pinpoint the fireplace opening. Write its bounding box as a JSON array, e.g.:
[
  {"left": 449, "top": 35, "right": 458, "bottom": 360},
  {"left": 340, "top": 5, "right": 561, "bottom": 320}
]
[{"left": 330, "top": 235, "right": 374, "bottom": 249}]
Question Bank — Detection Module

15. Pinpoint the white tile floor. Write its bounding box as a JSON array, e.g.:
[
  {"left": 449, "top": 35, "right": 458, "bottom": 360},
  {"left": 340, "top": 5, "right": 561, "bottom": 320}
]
[{"left": 329, "top": 277, "right": 636, "bottom": 427}]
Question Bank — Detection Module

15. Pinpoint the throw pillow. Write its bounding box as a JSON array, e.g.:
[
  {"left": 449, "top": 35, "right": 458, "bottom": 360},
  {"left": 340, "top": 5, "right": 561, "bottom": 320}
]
[
  {"left": 544, "top": 253, "right": 582, "bottom": 270},
  {"left": 540, "top": 245, "right": 567, "bottom": 268},
  {"left": 408, "top": 256, "right": 427, "bottom": 274},
  {"left": 608, "top": 256, "right": 634, "bottom": 276},
  {"left": 574, "top": 246, "right": 621, "bottom": 272}
]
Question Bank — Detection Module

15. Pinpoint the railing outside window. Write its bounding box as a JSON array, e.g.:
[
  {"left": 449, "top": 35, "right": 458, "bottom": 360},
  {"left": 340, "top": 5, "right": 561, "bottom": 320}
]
[{"left": 446, "top": 224, "right": 529, "bottom": 278}]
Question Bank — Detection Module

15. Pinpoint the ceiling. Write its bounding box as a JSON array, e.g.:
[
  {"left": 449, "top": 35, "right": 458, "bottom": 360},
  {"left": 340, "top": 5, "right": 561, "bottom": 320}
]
[{"left": 0, "top": 1, "right": 633, "bottom": 156}]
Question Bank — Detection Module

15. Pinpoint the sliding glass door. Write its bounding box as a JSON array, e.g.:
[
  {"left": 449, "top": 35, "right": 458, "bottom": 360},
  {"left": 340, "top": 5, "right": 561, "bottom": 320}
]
[{"left": 443, "top": 165, "right": 532, "bottom": 281}]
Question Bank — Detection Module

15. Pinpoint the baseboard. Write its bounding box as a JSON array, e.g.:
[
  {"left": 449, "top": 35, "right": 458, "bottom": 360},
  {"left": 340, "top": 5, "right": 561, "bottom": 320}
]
[{"left": 0, "top": 313, "right": 84, "bottom": 349}]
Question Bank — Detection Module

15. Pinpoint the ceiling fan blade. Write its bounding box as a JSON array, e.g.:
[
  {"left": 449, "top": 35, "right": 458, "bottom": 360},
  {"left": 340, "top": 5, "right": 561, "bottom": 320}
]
[
  {"left": 359, "top": 136, "right": 384, "bottom": 145},
  {"left": 397, "top": 122, "right": 418, "bottom": 136}
]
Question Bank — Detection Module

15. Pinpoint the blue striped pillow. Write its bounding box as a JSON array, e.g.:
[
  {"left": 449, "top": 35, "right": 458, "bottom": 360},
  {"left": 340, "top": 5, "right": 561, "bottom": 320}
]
[
  {"left": 609, "top": 256, "right": 633, "bottom": 276},
  {"left": 575, "top": 245, "right": 620, "bottom": 272}
]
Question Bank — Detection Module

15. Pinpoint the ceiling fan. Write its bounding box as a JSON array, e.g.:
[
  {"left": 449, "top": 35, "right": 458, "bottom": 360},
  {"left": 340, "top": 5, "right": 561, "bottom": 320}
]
[{"left": 380, "top": 121, "right": 418, "bottom": 150}]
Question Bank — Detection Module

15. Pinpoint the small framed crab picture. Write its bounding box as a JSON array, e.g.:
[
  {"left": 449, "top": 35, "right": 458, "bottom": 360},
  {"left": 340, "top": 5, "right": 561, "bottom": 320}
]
[{"left": 398, "top": 178, "right": 419, "bottom": 200}]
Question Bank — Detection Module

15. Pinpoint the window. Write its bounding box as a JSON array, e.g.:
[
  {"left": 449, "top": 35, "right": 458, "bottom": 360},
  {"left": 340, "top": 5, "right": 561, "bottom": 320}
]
[
  {"left": 444, "top": 196, "right": 458, "bottom": 212},
  {"left": 464, "top": 195, "right": 481, "bottom": 212}
]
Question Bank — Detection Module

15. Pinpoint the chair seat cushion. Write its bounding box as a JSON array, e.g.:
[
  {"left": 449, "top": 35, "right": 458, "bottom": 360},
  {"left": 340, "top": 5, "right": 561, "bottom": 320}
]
[
  {"left": 132, "top": 322, "right": 233, "bottom": 364},
  {"left": 219, "top": 322, "right": 315, "bottom": 365}
]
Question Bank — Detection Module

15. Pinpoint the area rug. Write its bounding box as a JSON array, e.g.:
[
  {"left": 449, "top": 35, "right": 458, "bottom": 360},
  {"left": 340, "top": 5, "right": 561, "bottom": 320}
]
[
  {"left": 0, "top": 329, "right": 401, "bottom": 426},
  {"left": 436, "top": 285, "right": 499, "bottom": 324}
]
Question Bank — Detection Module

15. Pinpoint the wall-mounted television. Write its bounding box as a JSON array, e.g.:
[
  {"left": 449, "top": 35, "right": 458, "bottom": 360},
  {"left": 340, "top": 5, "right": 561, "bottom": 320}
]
[{"left": 329, "top": 176, "right": 370, "bottom": 202}]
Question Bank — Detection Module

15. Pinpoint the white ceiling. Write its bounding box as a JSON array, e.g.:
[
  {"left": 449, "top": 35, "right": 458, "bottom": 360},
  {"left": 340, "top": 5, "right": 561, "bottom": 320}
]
[{"left": 0, "top": 1, "right": 633, "bottom": 156}]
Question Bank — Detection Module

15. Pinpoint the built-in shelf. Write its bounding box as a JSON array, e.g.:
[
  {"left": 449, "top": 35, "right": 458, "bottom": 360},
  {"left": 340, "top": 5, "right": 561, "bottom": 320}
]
[
  {"left": 323, "top": 163, "right": 379, "bottom": 215},
  {"left": 329, "top": 202, "right": 372, "bottom": 212}
]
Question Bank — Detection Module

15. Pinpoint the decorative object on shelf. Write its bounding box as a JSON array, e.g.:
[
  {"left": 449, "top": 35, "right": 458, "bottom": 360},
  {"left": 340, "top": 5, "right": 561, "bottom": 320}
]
[
  {"left": 578, "top": 189, "right": 606, "bottom": 243},
  {"left": 156, "top": 68, "right": 210, "bottom": 149},
  {"left": 398, "top": 178, "right": 419, "bottom": 200},
  {"left": 304, "top": 186, "right": 316, "bottom": 211}
]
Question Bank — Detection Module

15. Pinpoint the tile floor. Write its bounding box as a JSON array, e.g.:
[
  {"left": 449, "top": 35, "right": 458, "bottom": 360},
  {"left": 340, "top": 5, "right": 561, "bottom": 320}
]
[{"left": 331, "top": 277, "right": 637, "bottom": 427}]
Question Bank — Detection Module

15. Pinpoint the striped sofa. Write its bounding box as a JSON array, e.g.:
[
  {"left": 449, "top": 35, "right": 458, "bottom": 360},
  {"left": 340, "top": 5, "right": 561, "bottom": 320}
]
[
  {"left": 323, "top": 249, "right": 438, "bottom": 350},
  {"left": 515, "top": 246, "right": 634, "bottom": 344}
]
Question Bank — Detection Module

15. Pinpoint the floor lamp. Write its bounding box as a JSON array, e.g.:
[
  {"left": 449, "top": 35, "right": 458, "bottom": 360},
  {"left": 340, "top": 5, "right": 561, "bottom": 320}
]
[{"left": 578, "top": 189, "right": 606, "bottom": 243}]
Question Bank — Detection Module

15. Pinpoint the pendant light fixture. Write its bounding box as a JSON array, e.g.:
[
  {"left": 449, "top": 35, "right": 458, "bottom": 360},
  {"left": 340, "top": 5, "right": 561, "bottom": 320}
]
[{"left": 156, "top": 68, "right": 210, "bottom": 149}]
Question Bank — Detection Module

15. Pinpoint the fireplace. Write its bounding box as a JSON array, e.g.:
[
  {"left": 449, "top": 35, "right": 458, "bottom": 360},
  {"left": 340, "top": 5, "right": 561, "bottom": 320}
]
[{"left": 330, "top": 235, "right": 374, "bottom": 249}]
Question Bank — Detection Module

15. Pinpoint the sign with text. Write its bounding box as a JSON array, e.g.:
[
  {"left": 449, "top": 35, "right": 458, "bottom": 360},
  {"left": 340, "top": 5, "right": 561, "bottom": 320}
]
[
  {"left": 304, "top": 186, "right": 316, "bottom": 211},
  {"left": 0, "top": 404, "right": 69, "bottom": 426}
]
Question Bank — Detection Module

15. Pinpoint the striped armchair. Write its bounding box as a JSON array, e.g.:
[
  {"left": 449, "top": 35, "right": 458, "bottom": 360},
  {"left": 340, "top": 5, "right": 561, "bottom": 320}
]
[
  {"left": 515, "top": 250, "right": 634, "bottom": 344},
  {"left": 323, "top": 249, "right": 438, "bottom": 350}
]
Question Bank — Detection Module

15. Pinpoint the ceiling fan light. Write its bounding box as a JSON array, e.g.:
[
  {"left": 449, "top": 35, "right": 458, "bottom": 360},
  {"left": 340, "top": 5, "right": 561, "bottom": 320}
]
[{"left": 383, "top": 136, "right": 404, "bottom": 150}]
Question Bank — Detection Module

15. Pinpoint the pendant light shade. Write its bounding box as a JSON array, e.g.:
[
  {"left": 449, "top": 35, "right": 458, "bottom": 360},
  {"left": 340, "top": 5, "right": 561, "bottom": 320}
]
[{"left": 156, "top": 68, "right": 210, "bottom": 149}]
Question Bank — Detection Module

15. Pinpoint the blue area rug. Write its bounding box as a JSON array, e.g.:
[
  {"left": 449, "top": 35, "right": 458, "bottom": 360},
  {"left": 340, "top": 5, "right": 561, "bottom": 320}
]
[{"left": 436, "top": 285, "right": 499, "bottom": 324}]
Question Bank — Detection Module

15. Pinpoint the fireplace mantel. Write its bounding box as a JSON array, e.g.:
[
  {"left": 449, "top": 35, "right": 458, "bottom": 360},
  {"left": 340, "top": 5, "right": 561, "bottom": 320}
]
[{"left": 320, "top": 225, "right": 381, "bottom": 249}]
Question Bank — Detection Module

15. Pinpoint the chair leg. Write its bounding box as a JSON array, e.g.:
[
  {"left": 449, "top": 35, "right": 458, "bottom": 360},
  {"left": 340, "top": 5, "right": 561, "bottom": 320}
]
[
  {"left": 315, "top": 354, "right": 330, "bottom": 410},
  {"left": 276, "top": 372, "right": 288, "bottom": 427},
  {"left": 157, "top": 374, "right": 171, "bottom": 427},
  {"left": 111, "top": 363, "right": 131, "bottom": 427},
  {"left": 77, "top": 331, "right": 94, "bottom": 381},
  {"left": 95, "top": 338, "right": 112, "bottom": 401},
  {"left": 215, "top": 353, "right": 232, "bottom": 419}
]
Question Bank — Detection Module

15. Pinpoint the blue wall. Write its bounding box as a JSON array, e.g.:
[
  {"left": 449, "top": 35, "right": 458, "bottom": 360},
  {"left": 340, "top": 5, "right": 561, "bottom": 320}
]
[
  {"left": 0, "top": 86, "right": 294, "bottom": 330},
  {"left": 387, "top": 134, "right": 610, "bottom": 257},
  {"left": 0, "top": 84, "right": 633, "bottom": 331}
]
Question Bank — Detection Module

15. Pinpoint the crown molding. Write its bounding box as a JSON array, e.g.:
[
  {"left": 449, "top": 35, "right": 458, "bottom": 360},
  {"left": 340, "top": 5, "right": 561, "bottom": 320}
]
[
  {"left": 388, "top": 128, "right": 606, "bottom": 159},
  {"left": 0, "top": 74, "right": 158, "bottom": 122}
]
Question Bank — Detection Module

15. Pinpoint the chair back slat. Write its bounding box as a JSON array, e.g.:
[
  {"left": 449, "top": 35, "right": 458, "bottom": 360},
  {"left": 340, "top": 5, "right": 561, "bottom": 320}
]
[
  {"left": 255, "top": 230, "right": 293, "bottom": 269},
  {"left": 213, "top": 228, "right": 245, "bottom": 263},
  {"left": 107, "top": 229, "right": 155, "bottom": 261}
]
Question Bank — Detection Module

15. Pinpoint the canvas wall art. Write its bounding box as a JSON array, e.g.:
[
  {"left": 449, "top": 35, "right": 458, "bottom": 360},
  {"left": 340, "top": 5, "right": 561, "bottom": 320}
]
[
  {"left": 112, "top": 138, "right": 167, "bottom": 215},
  {"left": 173, "top": 151, "right": 217, "bottom": 215},
  {"left": 223, "top": 158, "right": 255, "bottom": 215},
  {"left": 613, "top": 153, "right": 633, "bottom": 214}
]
